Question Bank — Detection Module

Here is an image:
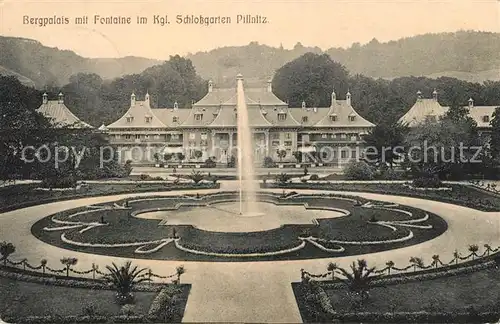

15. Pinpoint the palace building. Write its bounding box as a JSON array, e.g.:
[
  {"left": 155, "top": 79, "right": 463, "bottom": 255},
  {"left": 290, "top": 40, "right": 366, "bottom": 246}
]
[
  {"left": 103, "top": 76, "right": 375, "bottom": 166},
  {"left": 398, "top": 89, "right": 497, "bottom": 141},
  {"left": 38, "top": 77, "right": 499, "bottom": 168}
]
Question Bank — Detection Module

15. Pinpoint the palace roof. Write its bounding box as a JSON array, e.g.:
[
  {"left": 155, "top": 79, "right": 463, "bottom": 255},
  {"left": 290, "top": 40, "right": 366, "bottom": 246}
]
[
  {"left": 399, "top": 92, "right": 498, "bottom": 128},
  {"left": 37, "top": 94, "right": 92, "bottom": 129},
  {"left": 107, "top": 94, "right": 166, "bottom": 128}
]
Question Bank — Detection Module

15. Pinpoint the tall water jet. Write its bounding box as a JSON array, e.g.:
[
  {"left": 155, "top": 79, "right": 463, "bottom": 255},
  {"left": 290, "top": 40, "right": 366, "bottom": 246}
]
[{"left": 236, "top": 74, "right": 259, "bottom": 215}]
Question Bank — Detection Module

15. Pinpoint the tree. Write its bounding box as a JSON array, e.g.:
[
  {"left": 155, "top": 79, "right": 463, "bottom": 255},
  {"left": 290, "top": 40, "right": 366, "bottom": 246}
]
[
  {"left": 327, "top": 262, "right": 337, "bottom": 281},
  {"left": 0, "top": 242, "right": 15, "bottom": 265},
  {"left": 272, "top": 53, "right": 349, "bottom": 108},
  {"left": 193, "top": 150, "right": 203, "bottom": 160},
  {"left": 276, "top": 149, "right": 287, "bottom": 162},
  {"left": 489, "top": 107, "right": 500, "bottom": 163},
  {"left": 292, "top": 151, "right": 302, "bottom": 163},
  {"left": 176, "top": 153, "right": 185, "bottom": 163},
  {"left": 102, "top": 261, "right": 151, "bottom": 305},
  {"left": 164, "top": 153, "right": 173, "bottom": 162},
  {"left": 363, "top": 122, "right": 408, "bottom": 167},
  {"left": 60, "top": 257, "right": 78, "bottom": 277}
]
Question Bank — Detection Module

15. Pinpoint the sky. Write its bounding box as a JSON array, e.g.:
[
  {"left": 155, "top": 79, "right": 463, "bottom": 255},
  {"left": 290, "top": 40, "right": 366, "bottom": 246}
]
[{"left": 0, "top": 0, "right": 499, "bottom": 59}]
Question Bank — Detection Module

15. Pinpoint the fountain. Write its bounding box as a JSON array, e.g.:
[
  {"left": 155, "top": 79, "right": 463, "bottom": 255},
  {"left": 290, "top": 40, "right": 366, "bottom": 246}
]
[{"left": 236, "top": 73, "right": 260, "bottom": 216}]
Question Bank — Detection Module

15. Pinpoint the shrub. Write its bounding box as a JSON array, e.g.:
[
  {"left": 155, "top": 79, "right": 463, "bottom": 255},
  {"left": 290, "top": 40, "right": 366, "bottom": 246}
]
[
  {"left": 0, "top": 241, "right": 15, "bottom": 265},
  {"left": 203, "top": 158, "right": 216, "bottom": 168},
  {"left": 227, "top": 155, "right": 236, "bottom": 168},
  {"left": 412, "top": 176, "right": 442, "bottom": 188},
  {"left": 41, "top": 175, "right": 77, "bottom": 188},
  {"left": 343, "top": 161, "right": 374, "bottom": 180},
  {"left": 263, "top": 156, "right": 276, "bottom": 168},
  {"left": 102, "top": 261, "right": 151, "bottom": 305},
  {"left": 139, "top": 174, "right": 151, "bottom": 181},
  {"left": 120, "top": 304, "right": 137, "bottom": 316},
  {"left": 187, "top": 170, "right": 205, "bottom": 184}
]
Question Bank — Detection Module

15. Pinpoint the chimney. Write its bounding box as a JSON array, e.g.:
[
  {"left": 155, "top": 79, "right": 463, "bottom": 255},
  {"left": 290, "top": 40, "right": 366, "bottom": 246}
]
[
  {"left": 432, "top": 89, "right": 438, "bottom": 101},
  {"left": 417, "top": 90, "right": 422, "bottom": 102},
  {"left": 331, "top": 88, "right": 336, "bottom": 106},
  {"left": 267, "top": 79, "right": 272, "bottom": 92},
  {"left": 42, "top": 92, "right": 48, "bottom": 104},
  {"left": 468, "top": 98, "right": 474, "bottom": 108},
  {"left": 131, "top": 92, "right": 136, "bottom": 106},
  {"left": 346, "top": 90, "right": 351, "bottom": 106},
  {"left": 208, "top": 80, "right": 213, "bottom": 93},
  {"left": 58, "top": 92, "right": 64, "bottom": 104}
]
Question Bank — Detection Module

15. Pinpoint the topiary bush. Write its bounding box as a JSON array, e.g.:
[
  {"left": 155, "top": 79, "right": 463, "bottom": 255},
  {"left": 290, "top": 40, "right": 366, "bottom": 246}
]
[
  {"left": 309, "top": 174, "right": 319, "bottom": 181},
  {"left": 343, "top": 161, "right": 374, "bottom": 180},
  {"left": 40, "top": 175, "right": 77, "bottom": 188},
  {"left": 263, "top": 156, "right": 276, "bottom": 168},
  {"left": 412, "top": 176, "right": 442, "bottom": 188}
]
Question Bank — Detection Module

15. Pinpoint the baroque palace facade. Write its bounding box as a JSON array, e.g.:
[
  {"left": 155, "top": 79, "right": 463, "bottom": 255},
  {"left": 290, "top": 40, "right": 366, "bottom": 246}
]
[
  {"left": 102, "top": 77, "right": 375, "bottom": 166},
  {"left": 36, "top": 76, "right": 499, "bottom": 167}
]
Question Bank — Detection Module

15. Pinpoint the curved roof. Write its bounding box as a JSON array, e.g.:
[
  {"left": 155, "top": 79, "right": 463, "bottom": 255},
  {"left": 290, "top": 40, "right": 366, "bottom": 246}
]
[
  {"left": 314, "top": 100, "right": 374, "bottom": 127},
  {"left": 107, "top": 99, "right": 166, "bottom": 128},
  {"left": 398, "top": 99, "right": 448, "bottom": 126},
  {"left": 37, "top": 100, "right": 92, "bottom": 128}
]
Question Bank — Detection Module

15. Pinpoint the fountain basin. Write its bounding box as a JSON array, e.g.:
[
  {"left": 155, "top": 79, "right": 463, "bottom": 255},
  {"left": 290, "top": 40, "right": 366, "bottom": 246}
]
[{"left": 137, "top": 201, "right": 346, "bottom": 233}]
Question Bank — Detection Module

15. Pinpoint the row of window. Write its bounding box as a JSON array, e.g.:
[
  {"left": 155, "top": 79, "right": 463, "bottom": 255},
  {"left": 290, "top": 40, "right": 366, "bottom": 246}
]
[{"left": 300, "top": 115, "right": 356, "bottom": 123}]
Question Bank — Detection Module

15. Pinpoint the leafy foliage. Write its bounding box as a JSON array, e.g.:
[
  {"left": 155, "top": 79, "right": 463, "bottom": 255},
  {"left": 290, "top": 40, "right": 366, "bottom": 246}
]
[
  {"left": 187, "top": 170, "right": 204, "bottom": 184},
  {"left": 0, "top": 241, "right": 15, "bottom": 265},
  {"left": 336, "top": 259, "right": 377, "bottom": 302},
  {"left": 343, "top": 161, "right": 374, "bottom": 180},
  {"left": 102, "top": 261, "right": 151, "bottom": 305}
]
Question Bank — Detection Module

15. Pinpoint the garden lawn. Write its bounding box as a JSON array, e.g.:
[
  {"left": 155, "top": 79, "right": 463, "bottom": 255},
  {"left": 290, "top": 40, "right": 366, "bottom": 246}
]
[
  {"left": 293, "top": 267, "right": 500, "bottom": 322},
  {"left": 0, "top": 276, "right": 157, "bottom": 318},
  {"left": 0, "top": 182, "right": 218, "bottom": 213},
  {"left": 31, "top": 193, "right": 446, "bottom": 261},
  {"left": 264, "top": 182, "right": 500, "bottom": 211}
]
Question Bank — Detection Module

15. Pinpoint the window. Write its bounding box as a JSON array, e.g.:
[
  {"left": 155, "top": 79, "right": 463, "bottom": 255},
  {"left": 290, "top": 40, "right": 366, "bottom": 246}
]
[
  {"left": 189, "top": 133, "right": 196, "bottom": 140},
  {"left": 154, "top": 134, "right": 160, "bottom": 140},
  {"left": 302, "top": 116, "right": 308, "bottom": 123},
  {"left": 351, "top": 149, "right": 357, "bottom": 159},
  {"left": 483, "top": 115, "right": 490, "bottom": 123},
  {"left": 172, "top": 116, "right": 178, "bottom": 123},
  {"left": 321, "top": 134, "right": 327, "bottom": 139},
  {"left": 115, "top": 134, "right": 121, "bottom": 139},
  {"left": 124, "top": 134, "right": 131, "bottom": 139},
  {"left": 144, "top": 134, "right": 149, "bottom": 140},
  {"left": 349, "top": 115, "right": 356, "bottom": 122},
  {"left": 145, "top": 116, "right": 152, "bottom": 123},
  {"left": 331, "top": 134, "right": 336, "bottom": 138},
  {"left": 271, "top": 140, "right": 280, "bottom": 147},
  {"left": 351, "top": 135, "right": 357, "bottom": 141},
  {"left": 285, "top": 133, "right": 292, "bottom": 139},
  {"left": 284, "top": 141, "right": 292, "bottom": 146},
  {"left": 195, "top": 113, "right": 203, "bottom": 121},
  {"left": 329, "top": 115, "right": 337, "bottom": 122},
  {"left": 201, "top": 133, "right": 207, "bottom": 140},
  {"left": 135, "top": 134, "right": 140, "bottom": 140},
  {"left": 341, "top": 133, "right": 347, "bottom": 139},
  {"left": 278, "top": 113, "right": 287, "bottom": 121},
  {"left": 341, "top": 150, "right": 348, "bottom": 159},
  {"left": 171, "top": 134, "right": 180, "bottom": 140},
  {"left": 126, "top": 116, "right": 134, "bottom": 123}
]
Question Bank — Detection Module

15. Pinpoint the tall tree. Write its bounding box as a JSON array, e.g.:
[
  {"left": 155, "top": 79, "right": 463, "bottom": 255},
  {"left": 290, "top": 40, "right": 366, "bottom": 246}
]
[{"left": 272, "top": 53, "right": 349, "bottom": 107}]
